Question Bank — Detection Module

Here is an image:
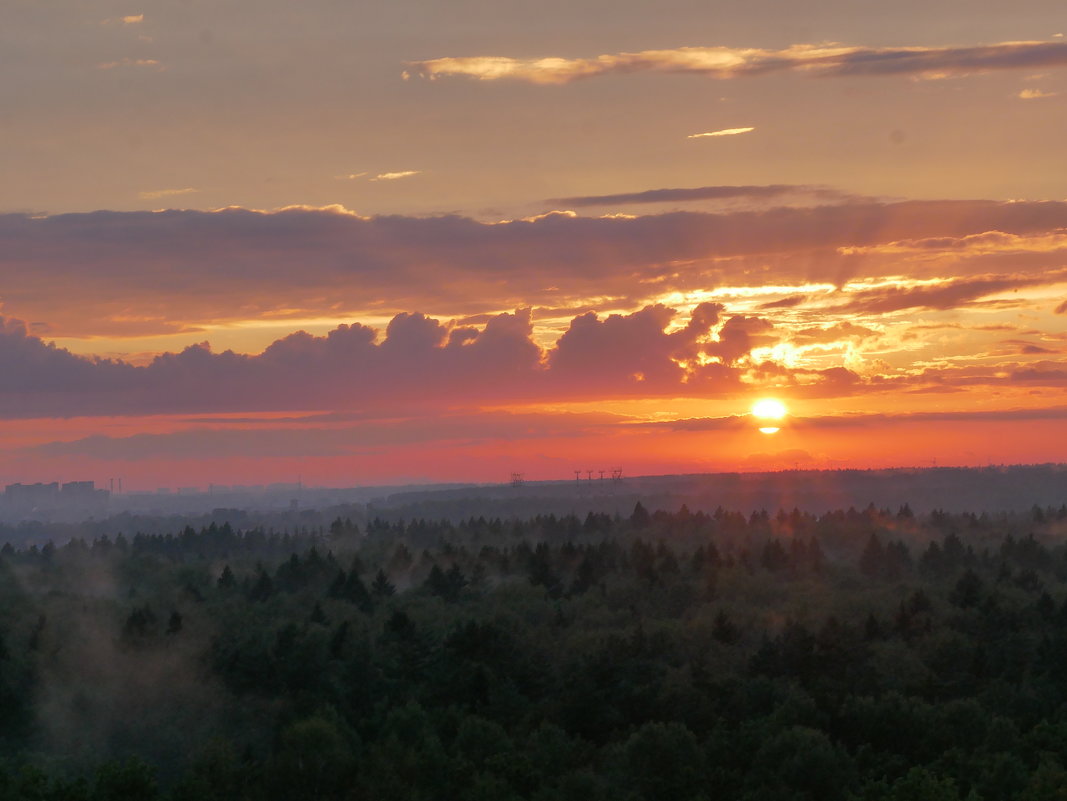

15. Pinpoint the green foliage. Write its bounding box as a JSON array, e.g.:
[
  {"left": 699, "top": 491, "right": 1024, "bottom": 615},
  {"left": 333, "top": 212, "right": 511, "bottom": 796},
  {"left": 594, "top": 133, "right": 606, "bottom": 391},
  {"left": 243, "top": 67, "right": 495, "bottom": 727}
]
[
  {"left": 0, "top": 505, "right": 1064, "bottom": 798},
  {"left": 92, "top": 758, "right": 157, "bottom": 801},
  {"left": 612, "top": 721, "right": 705, "bottom": 801},
  {"left": 266, "top": 712, "right": 358, "bottom": 801}
]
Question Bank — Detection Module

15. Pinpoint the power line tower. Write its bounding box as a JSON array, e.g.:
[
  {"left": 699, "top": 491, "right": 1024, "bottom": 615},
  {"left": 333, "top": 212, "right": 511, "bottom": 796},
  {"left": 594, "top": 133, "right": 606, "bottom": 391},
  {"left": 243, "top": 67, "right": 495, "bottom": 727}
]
[{"left": 510, "top": 472, "right": 525, "bottom": 488}]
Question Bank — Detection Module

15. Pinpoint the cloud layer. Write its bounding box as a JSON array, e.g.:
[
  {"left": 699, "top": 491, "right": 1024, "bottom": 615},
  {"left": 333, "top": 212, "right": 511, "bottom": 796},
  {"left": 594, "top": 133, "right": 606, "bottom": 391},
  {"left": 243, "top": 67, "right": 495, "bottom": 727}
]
[
  {"left": 7, "top": 200, "right": 1067, "bottom": 338},
  {"left": 408, "top": 40, "right": 1067, "bottom": 84},
  {"left": 3, "top": 289, "right": 1066, "bottom": 421},
  {"left": 545, "top": 185, "right": 842, "bottom": 207}
]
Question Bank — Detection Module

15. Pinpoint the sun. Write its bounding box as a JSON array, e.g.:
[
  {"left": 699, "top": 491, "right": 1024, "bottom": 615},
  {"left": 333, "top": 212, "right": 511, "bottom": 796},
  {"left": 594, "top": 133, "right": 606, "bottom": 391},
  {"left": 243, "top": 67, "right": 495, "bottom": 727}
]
[
  {"left": 752, "top": 398, "right": 787, "bottom": 420},
  {"left": 751, "top": 398, "right": 788, "bottom": 434}
]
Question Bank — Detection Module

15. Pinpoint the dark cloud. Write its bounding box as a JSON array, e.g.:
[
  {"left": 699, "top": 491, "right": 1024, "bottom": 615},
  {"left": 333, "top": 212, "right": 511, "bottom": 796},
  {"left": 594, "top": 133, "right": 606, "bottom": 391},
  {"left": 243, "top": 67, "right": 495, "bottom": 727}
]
[
  {"left": 820, "top": 41, "right": 1067, "bottom": 79},
  {"left": 546, "top": 185, "right": 845, "bottom": 208},
  {"left": 0, "top": 306, "right": 763, "bottom": 418},
  {"left": 738, "top": 364, "right": 862, "bottom": 398},
  {"left": 759, "top": 295, "right": 808, "bottom": 310},
  {"left": 827, "top": 271, "right": 1067, "bottom": 314},
  {"left": 789, "top": 322, "right": 877, "bottom": 345},
  {"left": 1001, "top": 340, "right": 1060, "bottom": 355},
  {"left": 868, "top": 360, "right": 1067, "bottom": 391},
  {"left": 547, "top": 302, "right": 728, "bottom": 392},
  {"left": 1011, "top": 366, "right": 1067, "bottom": 384},
  {"left": 7, "top": 201, "right": 1067, "bottom": 337},
  {"left": 0, "top": 317, "right": 135, "bottom": 395},
  {"left": 707, "top": 315, "right": 776, "bottom": 365}
]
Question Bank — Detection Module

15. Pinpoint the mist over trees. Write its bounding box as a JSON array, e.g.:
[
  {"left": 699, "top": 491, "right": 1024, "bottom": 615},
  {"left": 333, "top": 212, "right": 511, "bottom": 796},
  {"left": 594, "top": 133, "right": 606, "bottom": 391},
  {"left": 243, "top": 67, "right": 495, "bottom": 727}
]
[{"left": 1, "top": 501, "right": 1067, "bottom": 799}]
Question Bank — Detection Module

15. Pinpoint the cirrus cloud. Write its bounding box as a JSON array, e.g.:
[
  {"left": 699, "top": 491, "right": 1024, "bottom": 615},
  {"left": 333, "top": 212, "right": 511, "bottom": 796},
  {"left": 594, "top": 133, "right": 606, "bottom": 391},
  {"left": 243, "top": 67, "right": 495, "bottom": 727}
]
[
  {"left": 688, "top": 127, "right": 755, "bottom": 138},
  {"left": 370, "top": 170, "right": 421, "bottom": 182},
  {"left": 546, "top": 184, "right": 846, "bottom": 208},
  {"left": 138, "top": 188, "right": 199, "bottom": 200},
  {"left": 408, "top": 40, "right": 1067, "bottom": 85}
]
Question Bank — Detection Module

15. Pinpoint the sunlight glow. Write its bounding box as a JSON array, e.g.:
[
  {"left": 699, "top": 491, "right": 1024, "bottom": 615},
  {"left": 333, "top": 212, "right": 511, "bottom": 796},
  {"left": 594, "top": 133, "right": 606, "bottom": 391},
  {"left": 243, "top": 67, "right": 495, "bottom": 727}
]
[
  {"left": 758, "top": 426, "right": 781, "bottom": 435},
  {"left": 752, "top": 398, "right": 788, "bottom": 420}
]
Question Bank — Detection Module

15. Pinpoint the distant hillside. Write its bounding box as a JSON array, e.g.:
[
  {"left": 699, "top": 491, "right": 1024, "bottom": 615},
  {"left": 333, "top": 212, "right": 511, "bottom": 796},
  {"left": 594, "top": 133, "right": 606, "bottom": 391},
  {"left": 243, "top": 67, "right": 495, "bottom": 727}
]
[{"left": 373, "top": 465, "right": 1067, "bottom": 521}]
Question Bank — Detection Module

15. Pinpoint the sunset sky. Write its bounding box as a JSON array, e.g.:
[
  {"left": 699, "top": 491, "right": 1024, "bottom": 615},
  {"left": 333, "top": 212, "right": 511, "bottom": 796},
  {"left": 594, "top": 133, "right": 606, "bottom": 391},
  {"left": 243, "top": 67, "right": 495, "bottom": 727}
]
[{"left": 3, "top": 0, "right": 1067, "bottom": 489}]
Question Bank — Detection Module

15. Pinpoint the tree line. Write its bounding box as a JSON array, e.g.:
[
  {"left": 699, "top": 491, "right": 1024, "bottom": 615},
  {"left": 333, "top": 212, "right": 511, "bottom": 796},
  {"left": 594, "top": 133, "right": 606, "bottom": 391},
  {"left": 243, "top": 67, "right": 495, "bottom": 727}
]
[{"left": 0, "top": 502, "right": 1066, "bottom": 799}]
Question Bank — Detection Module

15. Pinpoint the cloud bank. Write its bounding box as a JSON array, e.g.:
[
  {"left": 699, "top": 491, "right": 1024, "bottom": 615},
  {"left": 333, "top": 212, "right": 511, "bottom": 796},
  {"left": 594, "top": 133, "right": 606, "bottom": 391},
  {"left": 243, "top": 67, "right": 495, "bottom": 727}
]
[
  {"left": 7, "top": 200, "right": 1067, "bottom": 338},
  {"left": 3, "top": 292, "right": 1066, "bottom": 421},
  {"left": 0, "top": 305, "right": 759, "bottom": 418}
]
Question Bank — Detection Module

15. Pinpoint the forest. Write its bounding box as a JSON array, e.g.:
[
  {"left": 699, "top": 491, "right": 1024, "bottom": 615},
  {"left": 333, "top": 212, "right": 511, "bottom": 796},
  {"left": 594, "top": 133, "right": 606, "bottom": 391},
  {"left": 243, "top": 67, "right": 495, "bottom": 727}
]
[{"left": 2, "top": 501, "right": 1067, "bottom": 800}]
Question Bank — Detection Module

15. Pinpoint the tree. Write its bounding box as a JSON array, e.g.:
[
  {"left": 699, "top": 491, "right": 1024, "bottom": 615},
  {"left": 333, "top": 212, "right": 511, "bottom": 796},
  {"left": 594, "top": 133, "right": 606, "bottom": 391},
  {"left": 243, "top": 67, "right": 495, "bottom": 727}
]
[
  {"left": 216, "top": 565, "right": 236, "bottom": 591},
  {"left": 371, "top": 569, "right": 395, "bottom": 597},
  {"left": 630, "top": 502, "right": 651, "bottom": 529},
  {"left": 170, "top": 739, "right": 248, "bottom": 801},
  {"left": 748, "top": 726, "right": 854, "bottom": 800},
  {"left": 761, "top": 539, "right": 789, "bottom": 572},
  {"left": 92, "top": 758, "right": 158, "bottom": 801},
  {"left": 166, "top": 610, "right": 183, "bottom": 635},
  {"left": 615, "top": 722, "right": 705, "bottom": 801},
  {"left": 248, "top": 568, "right": 274, "bottom": 602},
  {"left": 859, "top": 533, "right": 884, "bottom": 578},
  {"left": 122, "top": 606, "right": 157, "bottom": 643},
  {"left": 712, "top": 611, "right": 741, "bottom": 645},
  {"left": 949, "top": 569, "right": 983, "bottom": 609},
  {"left": 527, "top": 544, "right": 561, "bottom": 594},
  {"left": 267, "top": 714, "right": 358, "bottom": 801},
  {"left": 883, "top": 767, "right": 963, "bottom": 801}
]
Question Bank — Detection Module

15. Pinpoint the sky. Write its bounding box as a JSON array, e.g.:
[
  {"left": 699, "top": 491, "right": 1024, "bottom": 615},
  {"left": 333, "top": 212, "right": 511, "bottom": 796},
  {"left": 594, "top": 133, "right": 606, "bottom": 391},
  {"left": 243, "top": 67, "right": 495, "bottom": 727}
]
[{"left": 2, "top": 0, "right": 1067, "bottom": 489}]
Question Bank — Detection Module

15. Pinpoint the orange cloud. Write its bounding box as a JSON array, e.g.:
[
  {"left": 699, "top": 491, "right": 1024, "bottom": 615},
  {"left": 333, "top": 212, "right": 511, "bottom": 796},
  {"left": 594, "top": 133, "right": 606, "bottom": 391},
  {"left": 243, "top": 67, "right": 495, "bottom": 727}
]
[
  {"left": 826, "top": 270, "right": 1067, "bottom": 314},
  {"left": 139, "top": 187, "right": 198, "bottom": 200},
  {"left": 839, "top": 229, "right": 1067, "bottom": 256},
  {"left": 688, "top": 127, "right": 755, "bottom": 138},
  {"left": 97, "top": 58, "right": 161, "bottom": 70},
  {"left": 370, "top": 170, "right": 421, "bottom": 181},
  {"left": 1019, "top": 88, "right": 1057, "bottom": 99},
  {"left": 408, "top": 40, "right": 1067, "bottom": 84}
]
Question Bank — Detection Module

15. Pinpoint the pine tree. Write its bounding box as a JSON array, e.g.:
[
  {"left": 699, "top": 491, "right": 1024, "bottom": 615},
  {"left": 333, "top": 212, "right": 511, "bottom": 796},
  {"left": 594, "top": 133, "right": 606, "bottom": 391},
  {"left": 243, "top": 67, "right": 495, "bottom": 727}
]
[{"left": 371, "top": 569, "right": 395, "bottom": 597}]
